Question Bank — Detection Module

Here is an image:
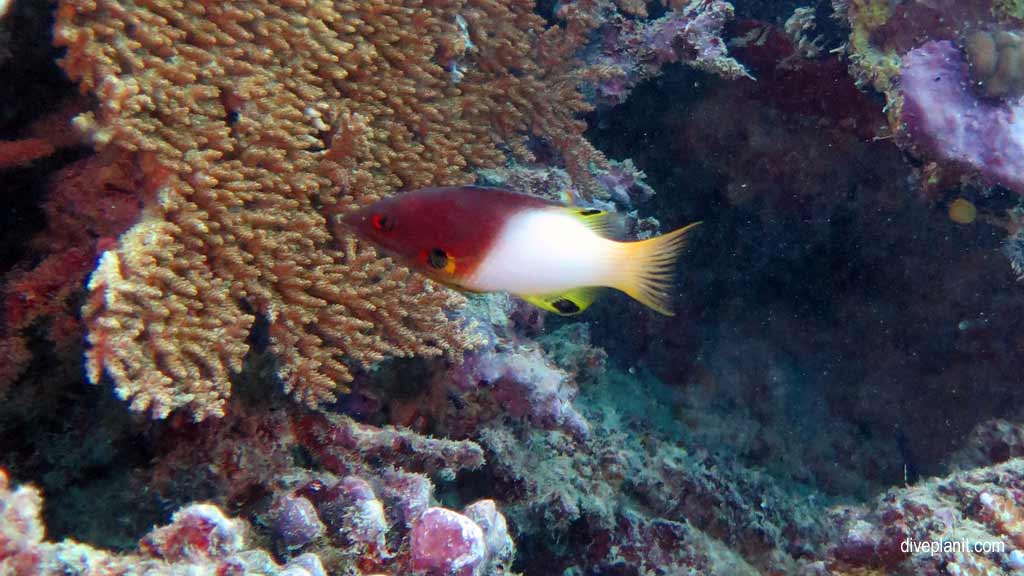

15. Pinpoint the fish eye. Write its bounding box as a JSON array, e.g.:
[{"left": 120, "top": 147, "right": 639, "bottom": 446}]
[
  {"left": 372, "top": 213, "right": 394, "bottom": 232},
  {"left": 428, "top": 248, "right": 449, "bottom": 269}
]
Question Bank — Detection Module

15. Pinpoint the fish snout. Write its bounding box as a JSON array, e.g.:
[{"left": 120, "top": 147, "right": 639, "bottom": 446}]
[{"left": 339, "top": 208, "right": 369, "bottom": 231}]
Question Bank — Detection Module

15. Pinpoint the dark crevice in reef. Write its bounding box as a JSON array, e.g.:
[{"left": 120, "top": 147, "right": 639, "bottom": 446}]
[
  {"left": 0, "top": 343, "right": 164, "bottom": 549},
  {"left": 0, "top": 0, "right": 83, "bottom": 275},
  {"left": 0, "top": 0, "right": 68, "bottom": 133},
  {"left": 582, "top": 51, "right": 1024, "bottom": 495},
  {"left": 0, "top": 146, "right": 92, "bottom": 271}
]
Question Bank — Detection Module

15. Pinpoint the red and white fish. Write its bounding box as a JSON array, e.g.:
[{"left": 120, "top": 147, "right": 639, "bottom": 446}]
[{"left": 340, "top": 186, "right": 700, "bottom": 315}]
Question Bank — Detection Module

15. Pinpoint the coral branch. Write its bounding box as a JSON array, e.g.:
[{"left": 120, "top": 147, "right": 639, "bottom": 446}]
[{"left": 296, "top": 412, "right": 485, "bottom": 479}]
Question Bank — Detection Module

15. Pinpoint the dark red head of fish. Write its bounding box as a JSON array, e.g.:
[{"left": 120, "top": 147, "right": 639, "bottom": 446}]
[
  {"left": 339, "top": 185, "right": 555, "bottom": 280},
  {"left": 340, "top": 195, "right": 415, "bottom": 255}
]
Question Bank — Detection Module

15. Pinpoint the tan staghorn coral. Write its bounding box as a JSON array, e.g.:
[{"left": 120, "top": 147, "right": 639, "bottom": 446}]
[{"left": 55, "top": 0, "right": 602, "bottom": 419}]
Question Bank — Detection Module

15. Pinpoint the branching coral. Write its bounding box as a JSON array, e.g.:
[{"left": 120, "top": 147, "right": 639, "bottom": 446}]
[{"left": 54, "top": 0, "right": 605, "bottom": 419}]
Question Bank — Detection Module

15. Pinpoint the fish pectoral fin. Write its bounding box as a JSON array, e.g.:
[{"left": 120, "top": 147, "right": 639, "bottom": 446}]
[
  {"left": 564, "top": 208, "right": 629, "bottom": 239},
  {"left": 520, "top": 287, "right": 601, "bottom": 316}
]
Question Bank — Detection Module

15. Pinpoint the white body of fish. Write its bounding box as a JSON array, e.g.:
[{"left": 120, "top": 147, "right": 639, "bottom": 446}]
[{"left": 465, "top": 208, "right": 619, "bottom": 294}]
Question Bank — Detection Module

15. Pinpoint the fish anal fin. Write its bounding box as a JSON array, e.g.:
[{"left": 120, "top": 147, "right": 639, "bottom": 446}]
[{"left": 521, "top": 287, "right": 601, "bottom": 316}]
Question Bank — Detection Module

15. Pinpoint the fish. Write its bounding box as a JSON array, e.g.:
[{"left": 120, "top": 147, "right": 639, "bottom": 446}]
[{"left": 339, "top": 186, "right": 700, "bottom": 316}]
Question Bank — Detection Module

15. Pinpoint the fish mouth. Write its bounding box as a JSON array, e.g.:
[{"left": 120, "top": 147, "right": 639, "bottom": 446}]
[{"left": 337, "top": 209, "right": 368, "bottom": 231}]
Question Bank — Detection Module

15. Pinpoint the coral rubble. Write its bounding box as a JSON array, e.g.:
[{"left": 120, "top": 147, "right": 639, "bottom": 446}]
[
  {"left": 829, "top": 458, "right": 1024, "bottom": 575},
  {"left": 0, "top": 467, "right": 328, "bottom": 575},
  {"left": 100, "top": 395, "right": 511, "bottom": 574},
  {"left": 369, "top": 296, "right": 830, "bottom": 575}
]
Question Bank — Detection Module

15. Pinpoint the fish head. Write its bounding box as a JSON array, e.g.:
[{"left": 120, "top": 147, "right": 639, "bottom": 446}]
[
  {"left": 340, "top": 195, "right": 413, "bottom": 253},
  {"left": 339, "top": 189, "right": 477, "bottom": 282}
]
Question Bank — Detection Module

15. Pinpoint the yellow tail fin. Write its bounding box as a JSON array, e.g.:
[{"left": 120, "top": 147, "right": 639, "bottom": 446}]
[{"left": 612, "top": 221, "right": 701, "bottom": 315}]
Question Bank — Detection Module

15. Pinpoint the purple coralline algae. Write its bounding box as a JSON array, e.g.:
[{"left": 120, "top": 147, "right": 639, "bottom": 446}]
[
  {"left": 409, "top": 507, "right": 487, "bottom": 576},
  {"left": 450, "top": 344, "right": 591, "bottom": 441},
  {"left": 385, "top": 294, "right": 603, "bottom": 442},
  {"left": 0, "top": 467, "right": 327, "bottom": 575},
  {"left": 269, "top": 495, "right": 326, "bottom": 551},
  {"left": 832, "top": 0, "right": 1024, "bottom": 195},
  {"left": 463, "top": 500, "right": 516, "bottom": 573},
  {"left": 278, "top": 471, "right": 515, "bottom": 575},
  {"left": 296, "top": 475, "right": 388, "bottom": 556},
  {"left": 900, "top": 40, "right": 1024, "bottom": 194},
  {"left": 587, "top": 0, "right": 750, "bottom": 105},
  {"left": 593, "top": 159, "right": 656, "bottom": 208}
]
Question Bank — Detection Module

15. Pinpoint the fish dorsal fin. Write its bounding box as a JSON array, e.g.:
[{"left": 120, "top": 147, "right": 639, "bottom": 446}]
[
  {"left": 521, "top": 287, "right": 601, "bottom": 316},
  {"left": 565, "top": 208, "right": 627, "bottom": 239}
]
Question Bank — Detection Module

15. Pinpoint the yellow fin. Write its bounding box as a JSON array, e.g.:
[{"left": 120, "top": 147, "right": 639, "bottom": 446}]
[
  {"left": 564, "top": 208, "right": 627, "bottom": 238},
  {"left": 612, "top": 221, "right": 701, "bottom": 316},
  {"left": 521, "top": 287, "right": 601, "bottom": 316}
]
